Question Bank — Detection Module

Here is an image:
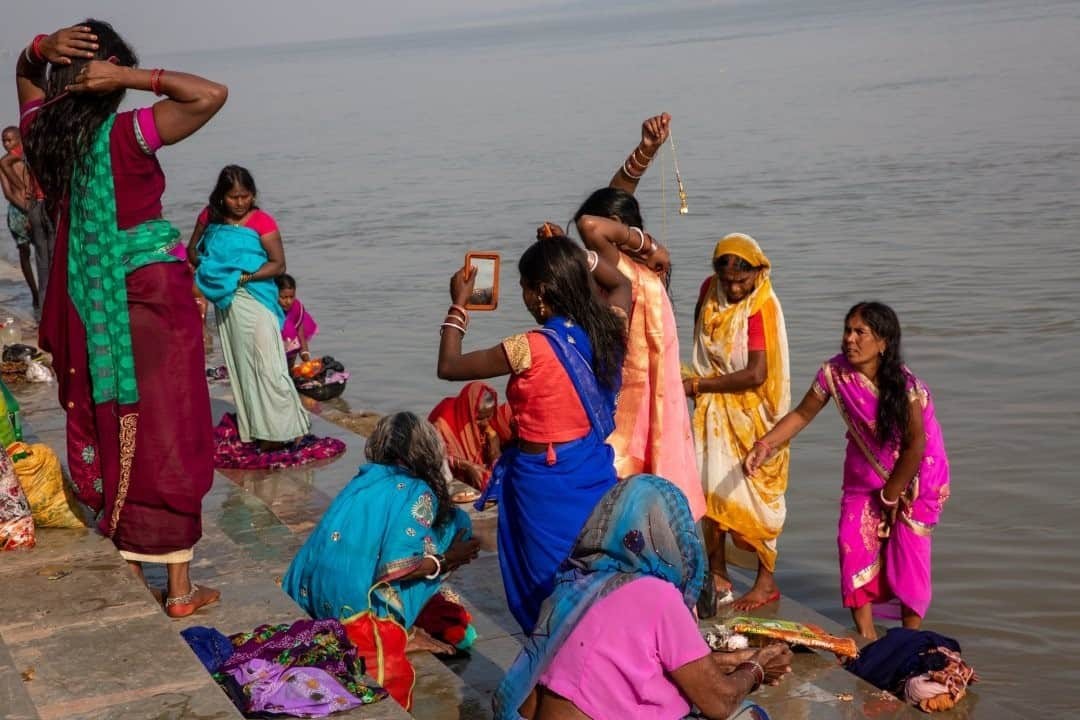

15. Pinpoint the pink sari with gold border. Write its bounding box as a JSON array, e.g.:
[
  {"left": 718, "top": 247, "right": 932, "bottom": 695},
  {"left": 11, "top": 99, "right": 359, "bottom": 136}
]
[{"left": 813, "top": 354, "right": 950, "bottom": 618}]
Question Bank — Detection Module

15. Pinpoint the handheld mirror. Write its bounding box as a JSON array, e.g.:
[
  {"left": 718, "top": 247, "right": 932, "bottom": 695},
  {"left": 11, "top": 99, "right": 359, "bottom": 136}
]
[{"left": 464, "top": 252, "right": 500, "bottom": 311}]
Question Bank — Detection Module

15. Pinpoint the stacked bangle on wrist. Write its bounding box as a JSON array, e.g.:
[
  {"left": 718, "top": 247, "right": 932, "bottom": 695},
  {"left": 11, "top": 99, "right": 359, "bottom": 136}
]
[
  {"left": 26, "top": 34, "right": 48, "bottom": 65},
  {"left": 150, "top": 68, "right": 165, "bottom": 96},
  {"left": 690, "top": 377, "right": 701, "bottom": 395},
  {"left": 735, "top": 661, "right": 765, "bottom": 692},
  {"left": 753, "top": 439, "right": 772, "bottom": 454},
  {"left": 441, "top": 304, "right": 469, "bottom": 336}
]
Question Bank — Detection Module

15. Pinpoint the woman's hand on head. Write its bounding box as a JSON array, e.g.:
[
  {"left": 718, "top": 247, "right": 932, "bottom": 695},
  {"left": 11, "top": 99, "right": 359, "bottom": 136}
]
[
  {"left": 537, "top": 222, "right": 565, "bottom": 239},
  {"left": 752, "top": 643, "right": 794, "bottom": 685},
  {"left": 443, "top": 529, "right": 481, "bottom": 571},
  {"left": 66, "top": 60, "right": 129, "bottom": 95},
  {"left": 449, "top": 265, "right": 477, "bottom": 307},
  {"left": 646, "top": 239, "right": 671, "bottom": 276},
  {"left": 640, "top": 113, "right": 671, "bottom": 155},
  {"left": 40, "top": 25, "right": 99, "bottom": 65}
]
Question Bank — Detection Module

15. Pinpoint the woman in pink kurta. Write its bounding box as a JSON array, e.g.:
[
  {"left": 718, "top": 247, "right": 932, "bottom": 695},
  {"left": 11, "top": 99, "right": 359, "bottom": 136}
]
[{"left": 746, "top": 302, "right": 950, "bottom": 639}]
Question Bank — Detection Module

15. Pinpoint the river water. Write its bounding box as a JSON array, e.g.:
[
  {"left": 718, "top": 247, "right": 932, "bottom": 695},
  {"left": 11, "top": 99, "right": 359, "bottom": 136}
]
[{"left": 3, "top": 0, "right": 1078, "bottom": 714}]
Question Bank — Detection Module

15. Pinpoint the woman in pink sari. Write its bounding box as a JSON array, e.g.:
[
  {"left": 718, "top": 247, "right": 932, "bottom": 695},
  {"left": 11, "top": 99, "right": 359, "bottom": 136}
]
[{"left": 745, "top": 302, "right": 950, "bottom": 639}]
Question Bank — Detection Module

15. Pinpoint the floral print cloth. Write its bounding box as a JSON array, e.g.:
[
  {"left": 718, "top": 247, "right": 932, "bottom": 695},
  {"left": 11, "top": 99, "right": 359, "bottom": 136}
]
[
  {"left": 0, "top": 449, "right": 34, "bottom": 550},
  {"left": 216, "top": 619, "right": 386, "bottom": 717},
  {"left": 213, "top": 413, "right": 345, "bottom": 470}
]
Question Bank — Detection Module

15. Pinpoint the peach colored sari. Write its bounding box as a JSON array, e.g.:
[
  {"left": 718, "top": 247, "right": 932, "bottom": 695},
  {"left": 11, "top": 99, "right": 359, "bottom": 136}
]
[{"left": 608, "top": 256, "right": 705, "bottom": 520}]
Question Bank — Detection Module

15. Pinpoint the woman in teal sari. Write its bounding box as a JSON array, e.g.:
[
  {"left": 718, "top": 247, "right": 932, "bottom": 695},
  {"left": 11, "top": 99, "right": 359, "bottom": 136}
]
[
  {"left": 191, "top": 165, "right": 309, "bottom": 450},
  {"left": 284, "top": 412, "right": 480, "bottom": 708}
]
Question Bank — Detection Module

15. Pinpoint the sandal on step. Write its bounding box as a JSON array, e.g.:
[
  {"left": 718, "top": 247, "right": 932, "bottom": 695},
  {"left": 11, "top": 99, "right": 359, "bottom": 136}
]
[{"left": 165, "top": 584, "right": 221, "bottom": 619}]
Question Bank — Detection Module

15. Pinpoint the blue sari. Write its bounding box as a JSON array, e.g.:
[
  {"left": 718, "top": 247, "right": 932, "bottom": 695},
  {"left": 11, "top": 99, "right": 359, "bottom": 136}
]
[
  {"left": 480, "top": 316, "right": 620, "bottom": 634},
  {"left": 194, "top": 223, "right": 284, "bottom": 328},
  {"left": 283, "top": 463, "right": 471, "bottom": 628}
]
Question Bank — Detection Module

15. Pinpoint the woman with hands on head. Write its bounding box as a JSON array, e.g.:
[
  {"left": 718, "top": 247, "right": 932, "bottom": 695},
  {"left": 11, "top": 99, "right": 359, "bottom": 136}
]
[
  {"left": 437, "top": 231, "right": 630, "bottom": 634},
  {"left": 744, "top": 302, "right": 951, "bottom": 639},
  {"left": 16, "top": 21, "right": 227, "bottom": 616},
  {"left": 573, "top": 113, "right": 706, "bottom": 522}
]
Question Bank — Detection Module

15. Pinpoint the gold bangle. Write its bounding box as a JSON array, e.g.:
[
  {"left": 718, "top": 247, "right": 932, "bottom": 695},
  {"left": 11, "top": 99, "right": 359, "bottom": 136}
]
[{"left": 691, "top": 377, "right": 700, "bottom": 394}]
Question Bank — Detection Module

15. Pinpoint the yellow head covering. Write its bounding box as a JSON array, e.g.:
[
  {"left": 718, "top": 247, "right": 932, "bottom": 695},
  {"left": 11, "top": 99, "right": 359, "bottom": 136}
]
[
  {"left": 691, "top": 232, "right": 791, "bottom": 571},
  {"left": 712, "top": 232, "right": 771, "bottom": 270}
]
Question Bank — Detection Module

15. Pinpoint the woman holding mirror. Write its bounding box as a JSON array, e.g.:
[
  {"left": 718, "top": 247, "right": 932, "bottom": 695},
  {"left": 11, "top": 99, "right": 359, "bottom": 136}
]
[{"left": 437, "top": 234, "right": 630, "bottom": 634}]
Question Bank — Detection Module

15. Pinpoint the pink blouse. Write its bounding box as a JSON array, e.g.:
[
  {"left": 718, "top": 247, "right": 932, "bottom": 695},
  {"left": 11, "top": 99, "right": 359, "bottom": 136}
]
[
  {"left": 196, "top": 206, "right": 278, "bottom": 236},
  {"left": 538, "top": 576, "right": 710, "bottom": 719}
]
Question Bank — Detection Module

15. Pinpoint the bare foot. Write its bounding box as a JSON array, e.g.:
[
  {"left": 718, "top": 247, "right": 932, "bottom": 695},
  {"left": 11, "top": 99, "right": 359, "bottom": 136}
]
[
  {"left": 406, "top": 627, "right": 456, "bottom": 656},
  {"left": 165, "top": 584, "right": 221, "bottom": 618},
  {"left": 731, "top": 584, "right": 780, "bottom": 612}
]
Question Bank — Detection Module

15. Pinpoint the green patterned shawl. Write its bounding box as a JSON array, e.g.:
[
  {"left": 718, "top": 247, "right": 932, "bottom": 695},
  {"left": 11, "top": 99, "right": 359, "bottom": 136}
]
[{"left": 67, "top": 114, "right": 182, "bottom": 406}]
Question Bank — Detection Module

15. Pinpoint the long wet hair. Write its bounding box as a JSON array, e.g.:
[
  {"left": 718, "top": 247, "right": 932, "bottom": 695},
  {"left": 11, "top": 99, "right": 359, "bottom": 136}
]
[
  {"left": 25, "top": 20, "right": 138, "bottom": 216},
  {"left": 207, "top": 165, "right": 258, "bottom": 224},
  {"left": 365, "top": 412, "right": 454, "bottom": 528},
  {"left": 847, "top": 301, "right": 909, "bottom": 446},
  {"left": 518, "top": 236, "right": 626, "bottom": 390}
]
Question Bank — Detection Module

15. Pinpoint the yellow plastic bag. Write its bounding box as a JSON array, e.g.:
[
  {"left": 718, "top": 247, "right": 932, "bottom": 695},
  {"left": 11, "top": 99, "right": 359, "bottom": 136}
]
[{"left": 7, "top": 442, "right": 86, "bottom": 528}]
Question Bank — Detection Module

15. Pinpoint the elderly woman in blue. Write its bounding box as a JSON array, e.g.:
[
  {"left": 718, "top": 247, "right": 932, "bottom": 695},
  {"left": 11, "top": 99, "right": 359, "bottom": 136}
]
[{"left": 283, "top": 412, "right": 480, "bottom": 708}]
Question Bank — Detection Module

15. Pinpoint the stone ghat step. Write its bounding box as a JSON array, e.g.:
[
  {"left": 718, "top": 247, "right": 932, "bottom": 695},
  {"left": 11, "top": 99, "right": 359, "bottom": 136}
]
[{"left": 0, "top": 528, "right": 244, "bottom": 720}]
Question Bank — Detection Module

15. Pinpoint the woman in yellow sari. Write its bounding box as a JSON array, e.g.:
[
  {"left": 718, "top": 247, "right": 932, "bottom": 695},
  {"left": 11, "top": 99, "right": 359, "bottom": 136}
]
[{"left": 684, "top": 233, "right": 790, "bottom": 611}]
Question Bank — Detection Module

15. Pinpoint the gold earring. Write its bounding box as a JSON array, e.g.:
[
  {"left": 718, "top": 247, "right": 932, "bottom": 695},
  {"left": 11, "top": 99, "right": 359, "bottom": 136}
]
[{"left": 538, "top": 298, "right": 547, "bottom": 319}]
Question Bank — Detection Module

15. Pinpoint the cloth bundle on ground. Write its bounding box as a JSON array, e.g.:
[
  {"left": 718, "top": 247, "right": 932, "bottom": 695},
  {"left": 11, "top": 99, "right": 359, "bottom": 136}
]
[
  {"left": 414, "top": 590, "right": 478, "bottom": 651},
  {"left": 206, "top": 619, "right": 388, "bottom": 718},
  {"left": 846, "top": 628, "right": 977, "bottom": 713},
  {"left": 0, "top": 449, "right": 34, "bottom": 550},
  {"left": 725, "top": 616, "right": 859, "bottom": 659},
  {"left": 7, "top": 441, "right": 85, "bottom": 528},
  {"left": 213, "top": 413, "right": 345, "bottom": 470}
]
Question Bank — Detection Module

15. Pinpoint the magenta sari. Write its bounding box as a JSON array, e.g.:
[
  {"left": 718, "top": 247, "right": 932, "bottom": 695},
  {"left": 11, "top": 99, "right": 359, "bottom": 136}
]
[
  {"left": 282, "top": 299, "right": 319, "bottom": 363},
  {"left": 813, "top": 354, "right": 950, "bottom": 618}
]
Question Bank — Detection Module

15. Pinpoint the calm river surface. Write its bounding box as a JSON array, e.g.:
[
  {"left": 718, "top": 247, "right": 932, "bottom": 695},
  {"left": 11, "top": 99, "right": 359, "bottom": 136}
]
[{"left": 3, "top": 1, "right": 1078, "bottom": 714}]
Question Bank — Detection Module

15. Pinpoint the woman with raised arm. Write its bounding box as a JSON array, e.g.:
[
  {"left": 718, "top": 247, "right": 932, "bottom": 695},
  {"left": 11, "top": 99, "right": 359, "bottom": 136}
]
[
  {"left": 437, "top": 232, "right": 630, "bottom": 634},
  {"left": 745, "top": 302, "right": 951, "bottom": 639},
  {"left": 17, "top": 21, "right": 227, "bottom": 616},
  {"left": 573, "top": 113, "right": 706, "bottom": 521}
]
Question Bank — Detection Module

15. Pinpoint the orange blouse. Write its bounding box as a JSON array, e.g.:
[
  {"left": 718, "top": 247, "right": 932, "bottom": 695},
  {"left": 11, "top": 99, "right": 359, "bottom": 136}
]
[{"left": 502, "top": 331, "right": 590, "bottom": 444}]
